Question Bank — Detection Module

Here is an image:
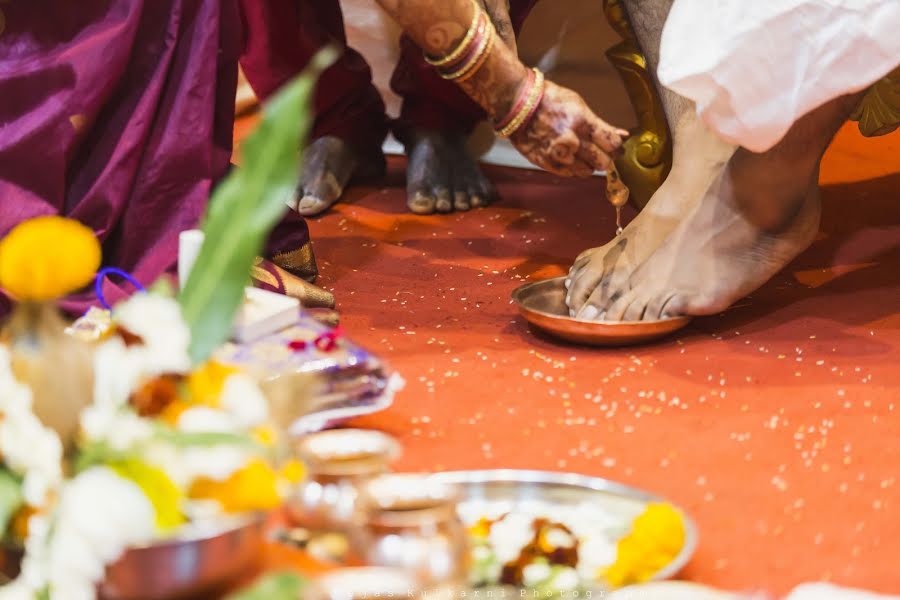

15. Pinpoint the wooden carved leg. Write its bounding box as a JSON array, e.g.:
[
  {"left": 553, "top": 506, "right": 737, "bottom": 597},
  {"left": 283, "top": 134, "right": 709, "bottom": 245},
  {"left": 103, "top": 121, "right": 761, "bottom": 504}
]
[{"left": 602, "top": 0, "right": 672, "bottom": 211}]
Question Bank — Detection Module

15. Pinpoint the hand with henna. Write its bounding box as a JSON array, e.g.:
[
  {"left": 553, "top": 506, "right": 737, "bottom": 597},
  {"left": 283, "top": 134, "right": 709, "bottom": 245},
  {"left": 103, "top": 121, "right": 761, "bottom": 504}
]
[
  {"left": 510, "top": 81, "right": 628, "bottom": 177},
  {"left": 375, "top": 0, "right": 627, "bottom": 177}
]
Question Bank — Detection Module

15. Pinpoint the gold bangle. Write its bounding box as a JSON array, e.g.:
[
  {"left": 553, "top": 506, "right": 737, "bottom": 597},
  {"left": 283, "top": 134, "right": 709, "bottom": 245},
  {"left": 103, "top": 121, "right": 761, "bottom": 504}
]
[
  {"left": 498, "top": 69, "right": 544, "bottom": 138},
  {"left": 447, "top": 23, "right": 495, "bottom": 83},
  {"left": 424, "top": 0, "right": 482, "bottom": 68}
]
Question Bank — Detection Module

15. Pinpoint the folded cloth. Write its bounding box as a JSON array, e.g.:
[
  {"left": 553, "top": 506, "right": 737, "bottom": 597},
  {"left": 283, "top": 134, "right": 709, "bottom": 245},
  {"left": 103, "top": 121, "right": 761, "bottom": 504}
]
[
  {"left": 657, "top": 0, "right": 900, "bottom": 152},
  {"left": 786, "top": 583, "right": 900, "bottom": 600}
]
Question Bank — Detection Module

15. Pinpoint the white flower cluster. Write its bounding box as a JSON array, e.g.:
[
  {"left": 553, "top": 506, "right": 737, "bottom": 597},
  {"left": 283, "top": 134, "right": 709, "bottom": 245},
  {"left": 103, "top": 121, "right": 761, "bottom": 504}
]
[
  {"left": 93, "top": 294, "right": 192, "bottom": 408},
  {"left": 1, "top": 293, "right": 276, "bottom": 600},
  {"left": 0, "top": 347, "right": 63, "bottom": 507},
  {"left": 6, "top": 468, "right": 156, "bottom": 600}
]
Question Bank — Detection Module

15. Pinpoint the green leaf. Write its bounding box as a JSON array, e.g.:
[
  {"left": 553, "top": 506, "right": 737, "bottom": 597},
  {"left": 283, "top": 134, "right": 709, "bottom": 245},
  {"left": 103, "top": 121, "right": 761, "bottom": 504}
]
[
  {"left": 0, "top": 468, "right": 24, "bottom": 535},
  {"left": 178, "top": 49, "right": 336, "bottom": 364},
  {"left": 152, "top": 426, "right": 258, "bottom": 450},
  {"left": 227, "top": 572, "right": 308, "bottom": 600}
]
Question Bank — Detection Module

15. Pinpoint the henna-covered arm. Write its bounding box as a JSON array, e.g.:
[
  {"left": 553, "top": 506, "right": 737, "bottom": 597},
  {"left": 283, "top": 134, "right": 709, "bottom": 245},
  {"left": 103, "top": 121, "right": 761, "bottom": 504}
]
[{"left": 374, "top": 0, "right": 627, "bottom": 177}]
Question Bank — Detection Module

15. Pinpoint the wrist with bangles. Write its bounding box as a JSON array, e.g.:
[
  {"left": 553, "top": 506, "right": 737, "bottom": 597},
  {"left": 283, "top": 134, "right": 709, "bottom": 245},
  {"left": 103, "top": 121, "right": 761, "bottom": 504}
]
[{"left": 423, "top": 0, "right": 545, "bottom": 138}]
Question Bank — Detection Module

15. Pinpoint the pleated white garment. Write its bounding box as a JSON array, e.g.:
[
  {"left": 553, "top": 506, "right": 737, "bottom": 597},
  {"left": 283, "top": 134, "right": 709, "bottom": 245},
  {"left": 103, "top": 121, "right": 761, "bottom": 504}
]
[{"left": 657, "top": 0, "right": 900, "bottom": 152}]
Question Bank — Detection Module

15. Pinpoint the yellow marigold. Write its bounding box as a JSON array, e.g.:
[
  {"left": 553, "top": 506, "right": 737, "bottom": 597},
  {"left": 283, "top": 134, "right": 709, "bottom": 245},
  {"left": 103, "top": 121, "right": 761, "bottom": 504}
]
[
  {"left": 467, "top": 517, "right": 492, "bottom": 539},
  {"left": 11, "top": 505, "right": 38, "bottom": 542},
  {"left": 160, "top": 399, "right": 191, "bottom": 426},
  {"left": 601, "top": 502, "right": 686, "bottom": 588},
  {"left": 0, "top": 216, "right": 101, "bottom": 301},
  {"left": 111, "top": 459, "right": 186, "bottom": 532},
  {"left": 189, "top": 459, "right": 281, "bottom": 513},
  {"left": 279, "top": 459, "right": 306, "bottom": 484},
  {"left": 251, "top": 425, "right": 278, "bottom": 447},
  {"left": 187, "top": 361, "right": 238, "bottom": 407}
]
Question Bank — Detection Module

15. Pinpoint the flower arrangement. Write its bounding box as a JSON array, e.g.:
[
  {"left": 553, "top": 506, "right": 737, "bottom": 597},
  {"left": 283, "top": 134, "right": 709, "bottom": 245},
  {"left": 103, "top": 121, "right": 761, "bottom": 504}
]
[
  {"left": 0, "top": 290, "right": 304, "bottom": 600},
  {"left": 0, "top": 51, "right": 334, "bottom": 599}
]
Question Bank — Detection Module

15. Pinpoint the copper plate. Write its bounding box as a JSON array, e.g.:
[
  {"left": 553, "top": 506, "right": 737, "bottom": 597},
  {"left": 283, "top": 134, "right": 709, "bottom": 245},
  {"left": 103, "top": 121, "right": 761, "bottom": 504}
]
[{"left": 512, "top": 277, "right": 690, "bottom": 346}]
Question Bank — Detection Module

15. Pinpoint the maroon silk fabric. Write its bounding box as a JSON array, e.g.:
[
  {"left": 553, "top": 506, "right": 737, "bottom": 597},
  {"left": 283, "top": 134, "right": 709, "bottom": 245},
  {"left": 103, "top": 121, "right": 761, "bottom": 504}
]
[
  {"left": 0, "top": 0, "right": 311, "bottom": 316},
  {"left": 239, "top": 0, "right": 539, "bottom": 144}
]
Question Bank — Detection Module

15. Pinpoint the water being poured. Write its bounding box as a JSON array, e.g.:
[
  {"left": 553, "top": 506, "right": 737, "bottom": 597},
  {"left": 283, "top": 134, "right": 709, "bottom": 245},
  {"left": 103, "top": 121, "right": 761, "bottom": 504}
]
[{"left": 605, "top": 162, "right": 629, "bottom": 237}]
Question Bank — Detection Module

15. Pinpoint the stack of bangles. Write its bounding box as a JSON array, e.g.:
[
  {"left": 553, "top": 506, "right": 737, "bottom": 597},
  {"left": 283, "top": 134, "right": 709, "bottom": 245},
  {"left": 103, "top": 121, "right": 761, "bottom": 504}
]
[
  {"left": 493, "top": 67, "right": 545, "bottom": 138},
  {"left": 423, "top": 1, "right": 545, "bottom": 138},
  {"left": 424, "top": 1, "right": 495, "bottom": 83}
]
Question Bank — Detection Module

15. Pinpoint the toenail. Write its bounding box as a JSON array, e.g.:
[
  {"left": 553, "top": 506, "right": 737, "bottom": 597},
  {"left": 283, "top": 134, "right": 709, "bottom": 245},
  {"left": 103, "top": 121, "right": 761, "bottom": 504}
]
[
  {"left": 564, "top": 279, "right": 571, "bottom": 289},
  {"left": 580, "top": 306, "right": 599, "bottom": 321}
]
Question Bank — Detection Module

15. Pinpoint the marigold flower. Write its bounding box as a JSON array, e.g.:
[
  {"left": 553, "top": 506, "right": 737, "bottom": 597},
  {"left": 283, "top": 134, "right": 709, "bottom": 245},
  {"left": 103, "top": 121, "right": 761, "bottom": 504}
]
[
  {"left": 601, "top": 502, "right": 686, "bottom": 588},
  {"left": 0, "top": 216, "right": 101, "bottom": 301},
  {"left": 189, "top": 458, "right": 281, "bottom": 513},
  {"left": 187, "top": 361, "right": 238, "bottom": 407}
]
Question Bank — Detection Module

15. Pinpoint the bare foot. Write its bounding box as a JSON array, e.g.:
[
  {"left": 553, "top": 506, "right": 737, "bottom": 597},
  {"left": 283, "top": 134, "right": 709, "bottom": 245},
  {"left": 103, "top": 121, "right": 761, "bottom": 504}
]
[
  {"left": 292, "top": 136, "right": 386, "bottom": 217},
  {"left": 590, "top": 166, "right": 822, "bottom": 321},
  {"left": 566, "top": 110, "right": 736, "bottom": 316},
  {"left": 576, "top": 93, "right": 863, "bottom": 321},
  {"left": 404, "top": 130, "right": 496, "bottom": 214}
]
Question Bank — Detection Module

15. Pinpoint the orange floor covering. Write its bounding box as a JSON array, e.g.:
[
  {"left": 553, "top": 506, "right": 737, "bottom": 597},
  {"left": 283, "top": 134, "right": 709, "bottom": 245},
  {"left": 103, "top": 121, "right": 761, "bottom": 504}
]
[{"left": 255, "top": 123, "right": 899, "bottom": 596}]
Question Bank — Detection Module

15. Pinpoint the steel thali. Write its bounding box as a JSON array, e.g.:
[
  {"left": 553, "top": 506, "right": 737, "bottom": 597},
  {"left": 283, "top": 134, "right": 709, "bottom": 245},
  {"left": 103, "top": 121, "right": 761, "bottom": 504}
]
[{"left": 433, "top": 469, "right": 698, "bottom": 588}]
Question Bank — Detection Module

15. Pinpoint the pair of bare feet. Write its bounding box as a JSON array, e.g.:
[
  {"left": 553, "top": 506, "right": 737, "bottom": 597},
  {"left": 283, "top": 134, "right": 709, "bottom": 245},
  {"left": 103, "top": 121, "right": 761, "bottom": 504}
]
[
  {"left": 564, "top": 91, "right": 862, "bottom": 322},
  {"left": 288, "top": 131, "right": 495, "bottom": 217}
]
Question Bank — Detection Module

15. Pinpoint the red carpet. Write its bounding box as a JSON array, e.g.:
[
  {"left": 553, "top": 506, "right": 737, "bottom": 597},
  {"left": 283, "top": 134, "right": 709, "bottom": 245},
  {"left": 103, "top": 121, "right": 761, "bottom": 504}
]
[{"left": 267, "top": 124, "right": 900, "bottom": 595}]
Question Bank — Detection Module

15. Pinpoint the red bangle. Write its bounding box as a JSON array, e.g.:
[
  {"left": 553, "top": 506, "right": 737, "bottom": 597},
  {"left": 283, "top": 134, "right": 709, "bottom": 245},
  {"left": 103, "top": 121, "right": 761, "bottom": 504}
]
[
  {"left": 494, "top": 68, "right": 535, "bottom": 132},
  {"left": 517, "top": 78, "right": 545, "bottom": 134}
]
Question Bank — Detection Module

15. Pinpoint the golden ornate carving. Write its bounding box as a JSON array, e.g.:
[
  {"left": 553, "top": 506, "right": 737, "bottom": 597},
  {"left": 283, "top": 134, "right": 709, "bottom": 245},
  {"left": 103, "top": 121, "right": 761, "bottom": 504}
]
[
  {"left": 602, "top": 0, "right": 672, "bottom": 211},
  {"left": 851, "top": 67, "right": 900, "bottom": 137}
]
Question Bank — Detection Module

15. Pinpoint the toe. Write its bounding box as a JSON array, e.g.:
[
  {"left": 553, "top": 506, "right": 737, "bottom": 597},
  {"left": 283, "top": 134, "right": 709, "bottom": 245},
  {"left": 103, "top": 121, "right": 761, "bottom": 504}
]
[
  {"left": 622, "top": 295, "right": 649, "bottom": 321},
  {"left": 407, "top": 190, "right": 437, "bottom": 214},
  {"left": 566, "top": 267, "right": 605, "bottom": 315},
  {"left": 575, "top": 284, "right": 612, "bottom": 321},
  {"left": 453, "top": 190, "right": 471, "bottom": 212},
  {"left": 645, "top": 292, "right": 678, "bottom": 321},
  {"left": 466, "top": 170, "right": 496, "bottom": 209},
  {"left": 602, "top": 288, "right": 638, "bottom": 322},
  {"left": 434, "top": 187, "right": 453, "bottom": 213},
  {"left": 296, "top": 193, "right": 333, "bottom": 217}
]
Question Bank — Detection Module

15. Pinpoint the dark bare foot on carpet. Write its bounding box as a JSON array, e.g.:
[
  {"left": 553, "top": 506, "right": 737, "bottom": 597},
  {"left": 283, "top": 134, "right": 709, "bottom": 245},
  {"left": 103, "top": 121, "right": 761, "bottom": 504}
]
[
  {"left": 574, "top": 93, "right": 864, "bottom": 321},
  {"left": 405, "top": 130, "right": 496, "bottom": 215},
  {"left": 293, "top": 136, "right": 385, "bottom": 217}
]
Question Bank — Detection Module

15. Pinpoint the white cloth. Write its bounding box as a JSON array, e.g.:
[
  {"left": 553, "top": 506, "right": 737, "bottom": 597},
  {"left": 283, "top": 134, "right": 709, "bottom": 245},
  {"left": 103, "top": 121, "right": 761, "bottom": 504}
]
[{"left": 657, "top": 0, "right": 900, "bottom": 152}]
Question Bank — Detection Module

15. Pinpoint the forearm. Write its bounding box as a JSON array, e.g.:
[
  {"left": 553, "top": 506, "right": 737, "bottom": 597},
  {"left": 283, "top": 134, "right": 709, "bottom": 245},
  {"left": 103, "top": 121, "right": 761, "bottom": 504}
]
[{"left": 374, "top": 0, "right": 529, "bottom": 121}]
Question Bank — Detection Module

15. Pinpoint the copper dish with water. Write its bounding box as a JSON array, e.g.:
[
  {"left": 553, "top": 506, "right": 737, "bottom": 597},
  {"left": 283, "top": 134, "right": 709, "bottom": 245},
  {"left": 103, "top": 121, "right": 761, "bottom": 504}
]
[{"left": 511, "top": 277, "right": 690, "bottom": 347}]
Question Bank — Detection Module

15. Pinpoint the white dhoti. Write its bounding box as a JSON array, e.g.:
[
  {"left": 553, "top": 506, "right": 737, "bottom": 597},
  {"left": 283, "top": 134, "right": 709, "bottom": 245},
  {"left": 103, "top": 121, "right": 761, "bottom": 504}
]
[{"left": 657, "top": 0, "right": 900, "bottom": 152}]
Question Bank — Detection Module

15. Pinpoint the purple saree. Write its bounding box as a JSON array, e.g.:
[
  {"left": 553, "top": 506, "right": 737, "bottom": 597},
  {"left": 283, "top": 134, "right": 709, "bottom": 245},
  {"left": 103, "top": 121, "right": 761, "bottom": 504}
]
[{"left": 0, "top": 0, "right": 314, "bottom": 317}]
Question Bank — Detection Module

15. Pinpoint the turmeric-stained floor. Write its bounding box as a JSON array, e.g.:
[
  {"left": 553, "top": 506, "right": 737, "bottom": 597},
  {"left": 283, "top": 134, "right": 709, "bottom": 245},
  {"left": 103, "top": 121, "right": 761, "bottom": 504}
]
[{"left": 255, "top": 123, "right": 900, "bottom": 596}]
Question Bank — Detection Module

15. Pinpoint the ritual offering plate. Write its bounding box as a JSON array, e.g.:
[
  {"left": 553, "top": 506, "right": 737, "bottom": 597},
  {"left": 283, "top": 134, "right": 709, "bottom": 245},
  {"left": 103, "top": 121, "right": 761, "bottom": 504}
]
[
  {"left": 433, "top": 469, "right": 697, "bottom": 593},
  {"left": 512, "top": 277, "right": 691, "bottom": 346}
]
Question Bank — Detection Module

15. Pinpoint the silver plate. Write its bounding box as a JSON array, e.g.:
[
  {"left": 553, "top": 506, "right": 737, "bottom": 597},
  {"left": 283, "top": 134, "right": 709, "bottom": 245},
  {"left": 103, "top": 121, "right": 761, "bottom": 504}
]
[{"left": 432, "top": 469, "right": 698, "bottom": 587}]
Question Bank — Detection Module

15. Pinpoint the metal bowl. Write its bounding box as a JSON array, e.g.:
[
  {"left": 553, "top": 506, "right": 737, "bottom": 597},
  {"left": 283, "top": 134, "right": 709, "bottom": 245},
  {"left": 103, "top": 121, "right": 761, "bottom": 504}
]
[
  {"left": 433, "top": 469, "right": 698, "bottom": 586},
  {"left": 511, "top": 277, "right": 690, "bottom": 346},
  {"left": 98, "top": 514, "right": 266, "bottom": 600}
]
